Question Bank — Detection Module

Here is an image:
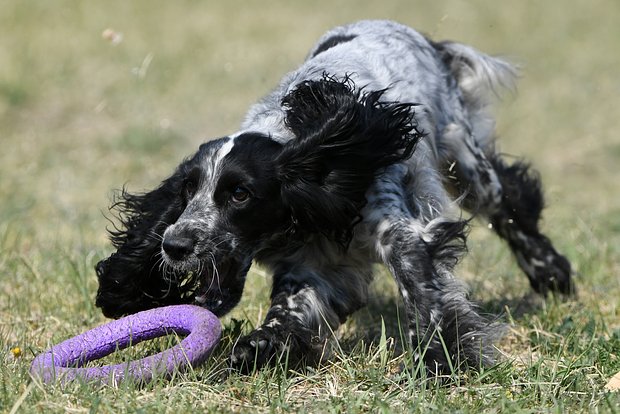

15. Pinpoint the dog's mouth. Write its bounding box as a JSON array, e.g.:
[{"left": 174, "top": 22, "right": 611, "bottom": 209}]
[
  {"left": 193, "top": 259, "right": 232, "bottom": 308},
  {"left": 172, "top": 256, "right": 247, "bottom": 317}
]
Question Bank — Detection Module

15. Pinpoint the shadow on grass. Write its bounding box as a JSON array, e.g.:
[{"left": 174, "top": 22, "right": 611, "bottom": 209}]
[
  {"left": 478, "top": 292, "right": 546, "bottom": 319},
  {"left": 344, "top": 290, "right": 551, "bottom": 350},
  {"left": 210, "top": 289, "right": 558, "bottom": 382},
  {"left": 338, "top": 293, "right": 406, "bottom": 353}
]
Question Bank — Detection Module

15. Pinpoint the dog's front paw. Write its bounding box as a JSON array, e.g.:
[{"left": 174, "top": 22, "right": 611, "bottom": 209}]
[{"left": 230, "top": 327, "right": 287, "bottom": 373}]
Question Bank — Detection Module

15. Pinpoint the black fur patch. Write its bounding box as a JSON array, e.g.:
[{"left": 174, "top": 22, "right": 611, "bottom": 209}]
[
  {"left": 489, "top": 155, "right": 573, "bottom": 295},
  {"left": 279, "top": 75, "right": 423, "bottom": 245},
  {"left": 311, "top": 34, "right": 357, "bottom": 57},
  {"left": 215, "top": 133, "right": 291, "bottom": 242},
  {"left": 490, "top": 156, "right": 544, "bottom": 234},
  {"left": 95, "top": 149, "right": 208, "bottom": 318}
]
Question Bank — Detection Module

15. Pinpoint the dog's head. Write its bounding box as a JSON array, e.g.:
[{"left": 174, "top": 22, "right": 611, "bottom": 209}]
[{"left": 95, "top": 76, "right": 423, "bottom": 318}]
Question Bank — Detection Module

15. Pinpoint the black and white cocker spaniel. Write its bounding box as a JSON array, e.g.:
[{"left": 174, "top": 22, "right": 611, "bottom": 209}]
[{"left": 95, "top": 20, "right": 573, "bottom": 373}]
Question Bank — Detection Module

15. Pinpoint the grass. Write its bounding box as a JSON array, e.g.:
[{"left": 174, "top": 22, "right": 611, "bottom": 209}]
[{"left": 1, "top": 0, "right": 619, "bottom": 412}]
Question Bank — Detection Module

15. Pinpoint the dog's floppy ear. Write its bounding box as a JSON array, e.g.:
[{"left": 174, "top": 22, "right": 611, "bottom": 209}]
[
  {"left": 95, "top": 162, "right": 192, "bottom": 318},
  {"left": 277, "top": 75, "right": 423, "bottom": 245}
]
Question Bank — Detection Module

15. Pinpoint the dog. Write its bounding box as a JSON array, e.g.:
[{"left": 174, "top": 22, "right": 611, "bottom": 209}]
[{"left": 95, "top": 20, "right": 573, "bottom": 374}]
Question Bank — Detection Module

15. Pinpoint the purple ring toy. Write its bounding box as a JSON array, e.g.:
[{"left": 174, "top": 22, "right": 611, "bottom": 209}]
[{"left": 30, "top": 305, "right": 221, "bottom": 385}]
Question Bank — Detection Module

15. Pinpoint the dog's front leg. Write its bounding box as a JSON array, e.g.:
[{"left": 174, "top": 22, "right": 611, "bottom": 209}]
[
  {"left": 230, "top": 264, "right": 370, "bottom": 372},
  {"left": 366, "top": 164, "right": 498, "bottom": 374},
  {"left": 377, "top": 217, "right": 500, "bottom": 374}
]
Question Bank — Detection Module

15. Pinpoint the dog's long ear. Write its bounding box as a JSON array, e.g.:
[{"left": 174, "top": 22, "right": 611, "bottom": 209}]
[
  {"left": 95, "top": 163, "right": 191, "bottom": 318},
  {"left": 277, "top": 76, "right": 423, "bottom": 245}
]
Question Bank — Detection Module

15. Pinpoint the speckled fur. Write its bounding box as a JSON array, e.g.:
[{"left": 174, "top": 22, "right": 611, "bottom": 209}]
[{"left": 96, "top": 20, "right": 573, "bottom": 374}]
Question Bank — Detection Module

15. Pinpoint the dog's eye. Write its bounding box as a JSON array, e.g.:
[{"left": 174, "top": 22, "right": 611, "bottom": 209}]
[
  {"left": 182, "top": 167, "right": 201, "bottom": 200},
  {"left": 231, "top": 186, "right": 250, "bottom": 203},
  {"left": 183, "top": 180, "right": 197, "bottom": 199}
]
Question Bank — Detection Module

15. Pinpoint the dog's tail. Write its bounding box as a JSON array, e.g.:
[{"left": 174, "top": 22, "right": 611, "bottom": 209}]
[
  {"left": 433, "top": 40, "right": 518, "bottom": 148},
  {"left": 435, "top": 41, "right": 517, "bottom": 104}
]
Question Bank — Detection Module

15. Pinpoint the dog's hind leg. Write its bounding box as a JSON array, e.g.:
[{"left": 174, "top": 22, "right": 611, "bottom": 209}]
[
  {"left": 366, "top": 164, "right": 498, "bottom": 373},
  {"left": 441, "top": 123, "right": 573, "bottom": 295},
  {"left": 486, "top": 155, "right": 574, "bottom": 295}
]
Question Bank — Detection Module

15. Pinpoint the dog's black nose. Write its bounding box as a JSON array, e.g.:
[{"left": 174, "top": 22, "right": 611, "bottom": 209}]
[{"left": 162, "top": 236, "right": 194, "bottom": 260}]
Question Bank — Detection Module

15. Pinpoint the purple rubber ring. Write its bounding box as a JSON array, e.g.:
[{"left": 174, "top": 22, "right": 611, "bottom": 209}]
[{"left": 30, "top": 305, "right": 221, "bottom": 385}]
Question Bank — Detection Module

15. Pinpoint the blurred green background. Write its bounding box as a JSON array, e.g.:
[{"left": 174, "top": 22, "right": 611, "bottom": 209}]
[
  {"left": 1, "top": 1, "right": 618, "bottom": 243},
  {"left": 1, "top": 1, "right": 619, "bottom": 412}
]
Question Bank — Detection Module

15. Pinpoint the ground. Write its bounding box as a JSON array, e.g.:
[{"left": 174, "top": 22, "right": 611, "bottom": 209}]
[{"left": 1, "top": 1, "right": 619, "bottom": 412}]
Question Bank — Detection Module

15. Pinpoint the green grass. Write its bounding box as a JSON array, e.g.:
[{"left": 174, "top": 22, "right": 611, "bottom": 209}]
[{"left": 2, "top": 0, "right": 619, "bottom": 412}]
